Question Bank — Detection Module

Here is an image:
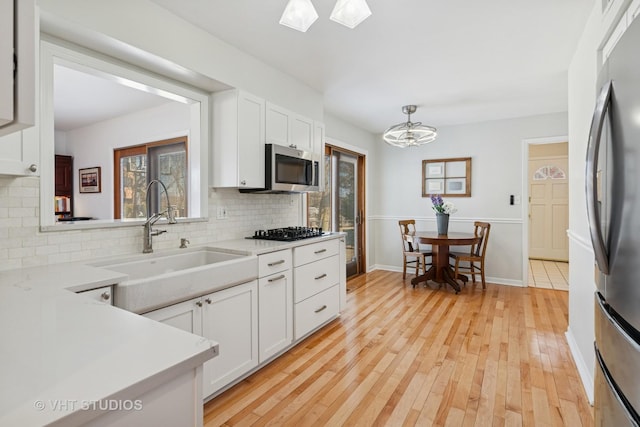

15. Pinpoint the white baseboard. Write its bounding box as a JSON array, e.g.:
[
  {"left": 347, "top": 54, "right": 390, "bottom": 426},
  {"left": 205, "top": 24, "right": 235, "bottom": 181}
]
[
  {"left": 565, "top": 327, "right": 594, "bottom": 405},
  {"left": 369, "top": 265, "right": 523, "bottom": 287}
]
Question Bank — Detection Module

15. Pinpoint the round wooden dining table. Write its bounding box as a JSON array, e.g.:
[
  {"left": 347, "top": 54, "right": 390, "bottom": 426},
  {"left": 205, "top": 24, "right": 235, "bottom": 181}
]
[{"left": 409, "top": 231, "right": 479, "bottom": 293}]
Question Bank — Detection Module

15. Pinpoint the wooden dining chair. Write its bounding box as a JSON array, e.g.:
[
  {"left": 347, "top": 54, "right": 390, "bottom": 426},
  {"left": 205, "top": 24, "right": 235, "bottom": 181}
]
[
  {"left": 398, "top": 219, "right": 432, "bottom": 279},
  {"left": 449, "top": 221, "right": 491, "bottom": 289}
]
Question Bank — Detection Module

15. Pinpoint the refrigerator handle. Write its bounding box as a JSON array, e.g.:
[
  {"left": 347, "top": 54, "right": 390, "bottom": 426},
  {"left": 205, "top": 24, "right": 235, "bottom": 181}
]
[{"left": 586, "top": 80, "right": 612, "bottom": 275}]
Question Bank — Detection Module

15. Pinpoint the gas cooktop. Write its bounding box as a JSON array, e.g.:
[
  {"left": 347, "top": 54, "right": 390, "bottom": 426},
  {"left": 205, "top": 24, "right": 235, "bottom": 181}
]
[{"left": 249, "top": 226, "right": 323, "bottom": 242}]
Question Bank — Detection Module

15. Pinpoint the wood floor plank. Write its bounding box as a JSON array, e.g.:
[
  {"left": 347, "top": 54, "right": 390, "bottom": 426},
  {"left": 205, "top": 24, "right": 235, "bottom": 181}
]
[{"left": 203, "top": 271, "right": 593, "bottom": 427}]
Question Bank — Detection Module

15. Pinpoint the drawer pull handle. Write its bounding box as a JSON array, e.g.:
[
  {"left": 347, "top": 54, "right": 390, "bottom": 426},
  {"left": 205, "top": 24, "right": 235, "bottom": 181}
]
[
  {"left": 314, "top": 249, "right": 327, "bottom": 254},
  {"left": 268, "top": 274, "right": 286, "bottom": 283},
  {"left": 314, "top": 273, "right": 327, "bottom": 280},
  {"left": 268, "top": 260, "right": 286, "bottom": 267},
  {"left": 314, "top": 305, "right": 327, "bottom": 313}
]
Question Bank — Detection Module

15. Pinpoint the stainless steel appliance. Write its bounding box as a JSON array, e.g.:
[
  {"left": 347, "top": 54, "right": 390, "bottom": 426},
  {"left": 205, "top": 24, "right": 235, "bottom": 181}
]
[
  {"left": 249, "top": 226, "right": 323, "bottom": 241},
  {"left": 587, "top": 15, "right": 640, "bottom": 427},
  {"left": 241, "top": 144, "right": 319, "bottom": 193}
]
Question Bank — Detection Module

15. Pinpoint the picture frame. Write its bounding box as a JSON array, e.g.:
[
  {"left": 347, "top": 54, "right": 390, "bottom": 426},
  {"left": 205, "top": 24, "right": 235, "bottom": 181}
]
[
  {"left": 79, "top": 167, "right": 101, "bottom": 193},
  {"left": 422, "top": 157, "right": 471, "bottom": 197}
]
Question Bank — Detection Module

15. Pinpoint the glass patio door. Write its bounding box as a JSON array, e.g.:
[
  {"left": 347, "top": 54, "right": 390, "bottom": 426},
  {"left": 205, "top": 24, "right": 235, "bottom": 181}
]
[{"left": 308, "top": 145, "right": 365, "bottom": 278}]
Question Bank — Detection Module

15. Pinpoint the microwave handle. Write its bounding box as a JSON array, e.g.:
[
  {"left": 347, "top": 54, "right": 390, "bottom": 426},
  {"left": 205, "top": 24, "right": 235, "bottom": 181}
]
[{"left": 585, "top": 80, "right": 612, "bottom": 275}]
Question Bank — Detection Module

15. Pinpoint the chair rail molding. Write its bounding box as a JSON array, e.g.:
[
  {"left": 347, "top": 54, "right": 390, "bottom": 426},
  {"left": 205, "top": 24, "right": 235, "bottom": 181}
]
[
  {"left": 369, "top": 215, "right": 523, "bottom": 225},
  {"left": 567, "top": 229, "right": 593, "bottom": 253}
]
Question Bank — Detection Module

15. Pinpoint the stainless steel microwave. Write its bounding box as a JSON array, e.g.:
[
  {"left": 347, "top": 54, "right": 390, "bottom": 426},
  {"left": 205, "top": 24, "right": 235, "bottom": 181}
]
[{"left": 242, "top": 144, "right": 319, "bottom": 193}]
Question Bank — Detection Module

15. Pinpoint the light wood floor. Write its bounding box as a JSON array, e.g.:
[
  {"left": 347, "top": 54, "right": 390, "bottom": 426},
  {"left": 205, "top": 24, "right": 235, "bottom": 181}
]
[
  {"left": 528, "top": 260, "right": 569, "bottom": 291},
  {"left": 204, "top": 271, "right": 593, "bottom": 426}
]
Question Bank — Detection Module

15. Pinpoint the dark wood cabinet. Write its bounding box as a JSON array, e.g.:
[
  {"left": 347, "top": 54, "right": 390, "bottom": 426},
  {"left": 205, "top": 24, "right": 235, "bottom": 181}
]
[{"left": 55, "top": 155, "right": 73, "bottom": 216}]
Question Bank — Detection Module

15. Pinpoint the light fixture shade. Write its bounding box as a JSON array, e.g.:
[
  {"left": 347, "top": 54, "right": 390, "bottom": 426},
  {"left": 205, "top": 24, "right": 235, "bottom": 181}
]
[
  {"left": 280, "top": 0, "right": 319, "bottom": 32},
  {"left": 383, "top": 105, "right": 437, "bottom": 148},
  {"left": 330, "top": 0, "right": 372, "bottom": 29}
]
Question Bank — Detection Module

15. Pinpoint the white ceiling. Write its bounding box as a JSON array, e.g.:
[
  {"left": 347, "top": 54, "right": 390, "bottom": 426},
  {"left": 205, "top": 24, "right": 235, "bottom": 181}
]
[{"left": 148, "top": 0, "right": 592, "bottom": 134}]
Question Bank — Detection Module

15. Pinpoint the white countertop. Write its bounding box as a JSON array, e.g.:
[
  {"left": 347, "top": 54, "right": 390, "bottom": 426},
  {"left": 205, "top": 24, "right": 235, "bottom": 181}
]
[
  {"left": 208, "top": 232, "right": 344, "bottom": 255},
  {"left": 0, "top": 233, "right": 342, "bottom": 426},
  {"left": 0, "top": 263, "right": 217, "bottom": 427}
]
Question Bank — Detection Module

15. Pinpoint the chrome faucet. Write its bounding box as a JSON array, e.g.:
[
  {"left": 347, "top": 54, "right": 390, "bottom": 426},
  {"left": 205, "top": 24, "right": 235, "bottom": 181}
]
[{"left": 143, "top": 179, "right": 177, "bottom": 253}]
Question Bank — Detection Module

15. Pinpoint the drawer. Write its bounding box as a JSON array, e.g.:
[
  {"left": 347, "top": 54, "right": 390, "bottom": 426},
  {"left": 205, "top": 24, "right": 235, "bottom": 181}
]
[
  {"left": 293, "top": 255, "right": 339, "bottom": 303},
  {"left": 76, "top": 286, "right": 113, "bottom": 305},
  {"left": 294, "top": 284, "right": 339, "bottom": 340},
  {"left": 294, "top": 239, "right": 339, "bottom": 267},
  {"left": 259, "top": 249, "right": 292, "bottom": 277},
  {"left": 595, "top": 292, "right": 640, "bottom": 414}
]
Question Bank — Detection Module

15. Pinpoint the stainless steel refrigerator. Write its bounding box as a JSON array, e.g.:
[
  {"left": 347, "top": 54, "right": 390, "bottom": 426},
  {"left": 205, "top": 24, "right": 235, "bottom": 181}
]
[{"left": 587, "top": 13, "right": 640, "bottom": 427}]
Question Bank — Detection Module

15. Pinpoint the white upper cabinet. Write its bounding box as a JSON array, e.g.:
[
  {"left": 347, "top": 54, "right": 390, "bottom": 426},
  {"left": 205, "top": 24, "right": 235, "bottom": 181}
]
[
  {"left": 0, "top": 0, "right": 35, "bottom": 138},
  {"left": 266, "top": 102, "right": 314, "bottom": 152},
  {"left": 212, "top": 89, "right": 265, "bottom": 189},
  {"left": 0, "top": 0, "right": 38, "bottom": 176}
]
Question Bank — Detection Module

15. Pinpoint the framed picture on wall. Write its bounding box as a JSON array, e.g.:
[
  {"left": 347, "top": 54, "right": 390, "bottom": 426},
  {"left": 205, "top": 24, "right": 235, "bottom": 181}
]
[
  {"left": 79, "top": 167, "right": 101, "bottom": 193},
  {"left": 422, "top": 157, "right": 471, "bottom": 197}
]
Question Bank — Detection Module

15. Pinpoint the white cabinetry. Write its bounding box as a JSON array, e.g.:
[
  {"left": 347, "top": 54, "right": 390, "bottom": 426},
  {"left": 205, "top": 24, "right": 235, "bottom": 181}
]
[
  {"left": 266, "top": 102, "right": 314, "bottom": 152},
  {"left": 212, "top": 89, "right": 265, "bottom": 188},
  {"left": 258, "top": 249, "right": 293, "bottom": 363},
  {"left": 76, "top": 285, "right": 114, "bottom": 305},
  {"left": 0, "top": 0, "right": 38, "bottom": 176},
  {"left": 202, "top": 281, "right": 258, "bottom": 395},
  {"left": 0, "top": 0, "right": 35, "bottom": 138},
  {"left": 143, "top": 280, "right": 258, "bottom": 398},
  {"left": 293, "top": 239, "right": 340, "bottom": 340}
]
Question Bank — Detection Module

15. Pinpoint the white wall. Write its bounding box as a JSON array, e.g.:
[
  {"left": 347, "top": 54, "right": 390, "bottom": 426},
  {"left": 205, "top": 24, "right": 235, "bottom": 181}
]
[
  {"left": 370, "top": 113, "right": 568, "bottom": 284},
  {"left": 324, "top": 113, "right": 378, "bottom": 271},
  {"left": 566, "top": 0, "right": 607, "bottom": 404},
  {"left": 62, "top": 101, "right": 191, "bottom": 219}
]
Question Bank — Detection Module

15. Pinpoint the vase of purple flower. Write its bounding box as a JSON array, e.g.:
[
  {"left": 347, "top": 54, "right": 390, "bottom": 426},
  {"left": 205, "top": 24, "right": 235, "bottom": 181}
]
[{"left": 430, "top": 194, "right": 457, "bottom": 235}]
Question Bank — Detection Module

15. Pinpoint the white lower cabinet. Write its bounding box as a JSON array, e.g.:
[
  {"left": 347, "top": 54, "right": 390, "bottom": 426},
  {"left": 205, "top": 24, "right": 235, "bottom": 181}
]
[
  {"left": 293, "top": 240, "right": 340, "bottom": 340},
  {"left": 202, "top": 281, "right": 258, "bottom": 396},
  {"left": 143, "top": 280, "right": 258, "bottom": 399},
  {"left": 258, "top": 259, "right": 293, "bottom": 363}
]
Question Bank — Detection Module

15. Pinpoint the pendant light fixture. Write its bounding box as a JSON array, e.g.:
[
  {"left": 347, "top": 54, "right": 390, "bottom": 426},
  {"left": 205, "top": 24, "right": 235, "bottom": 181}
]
[
  {"left": 280, "top": 0, "right": 371, "bottom": 32},
  {"left": 383, "top": 105, "right": 437, "bottom": 148},
  {"left": 330, "top": 0, "right": 372, "bottom": 29},
  {"left": 279, "top": 0, "right": 319, "bottom": 32}
]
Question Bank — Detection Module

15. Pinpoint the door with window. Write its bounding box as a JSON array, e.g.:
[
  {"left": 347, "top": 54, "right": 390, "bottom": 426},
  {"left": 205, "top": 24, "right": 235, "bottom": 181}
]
[
  {"left": 114, "top": 136, "right": 188, "bottom": 219},
  {"left": 308, "top": 145, "right": 365, "bottom": 278}
]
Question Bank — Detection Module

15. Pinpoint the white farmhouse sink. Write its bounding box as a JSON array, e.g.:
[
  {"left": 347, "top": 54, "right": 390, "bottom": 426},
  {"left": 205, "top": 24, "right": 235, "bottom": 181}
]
[{"left": 92, "top": 248, "right": 258, "bottom": 314}]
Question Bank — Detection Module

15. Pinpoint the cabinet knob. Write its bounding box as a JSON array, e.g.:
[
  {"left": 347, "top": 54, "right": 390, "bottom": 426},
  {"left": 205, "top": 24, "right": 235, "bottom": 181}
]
[
  {"left": 240, "top": 180, "right": 246, "bottom": 186},
  {"left": 28, "top": 164, "right": 37, "bottom": 173},
  {"left": 289, "top": 144, "right": 297, "bottom": 149},
  {"left": 100, "top": 292, "right": 110, "bottom": 301},
  {"left": 196, "top": 301, "right": 203, "bottom": 307},
  {"left": 205, "top": 298, "right": 212, "bottom": 304}
]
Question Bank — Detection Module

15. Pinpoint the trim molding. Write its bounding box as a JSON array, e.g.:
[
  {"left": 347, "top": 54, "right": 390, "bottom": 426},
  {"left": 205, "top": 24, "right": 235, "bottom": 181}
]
[
  {"left": 369, "top": 265, "right": 523, "bottom": 287},
  {"left": 368, "top": 215, "right": 523, "bottom": 225},
  {"left": 567, "top": 229, "right": 593, "bottom": 253},
  {"left": 565, "top": 327, "right": 595, "bottom": 405}
]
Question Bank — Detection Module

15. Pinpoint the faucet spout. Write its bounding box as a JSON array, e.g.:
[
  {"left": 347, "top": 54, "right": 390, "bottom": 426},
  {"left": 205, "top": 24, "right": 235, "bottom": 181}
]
[{"left": 142, "top": 180, "right": 177, "bottom": 253}]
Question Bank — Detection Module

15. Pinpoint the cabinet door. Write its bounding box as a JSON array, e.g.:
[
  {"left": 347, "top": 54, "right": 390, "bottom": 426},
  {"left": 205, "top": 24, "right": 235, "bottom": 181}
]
[
  {"left": 258, "top": 269, "right": 292, "bottom": 363},
  {"left": 202, "top": 280, "right": 258, "bottom": 397},
  {"left": 265, "top": 103, "right": 290, "bottom": 146},
  {"left": 290, "top": 114, "right": 313, "bottom": 152},
  {"left": 55, "top": 155, "right": 73, "bottom": 194},
  {"left": 143, "top": 298, "right": 203, "bottom": 336},
  {"left": 237, "top": 92, "right": 265, "bottom": 188},
  {"left": 0, "top": 129, "right": 39, "bottom": 176}
]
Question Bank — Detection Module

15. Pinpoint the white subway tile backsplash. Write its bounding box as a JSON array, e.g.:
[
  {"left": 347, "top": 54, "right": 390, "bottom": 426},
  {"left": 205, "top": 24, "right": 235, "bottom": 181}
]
[{"left": 0, "top": 180, "right": 301, "bottom": 271}]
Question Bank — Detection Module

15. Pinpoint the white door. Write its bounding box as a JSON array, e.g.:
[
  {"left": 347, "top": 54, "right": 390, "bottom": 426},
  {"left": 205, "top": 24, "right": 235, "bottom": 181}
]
[{"left": 529, "top": 156, "right": 569, "bottom": 261}]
